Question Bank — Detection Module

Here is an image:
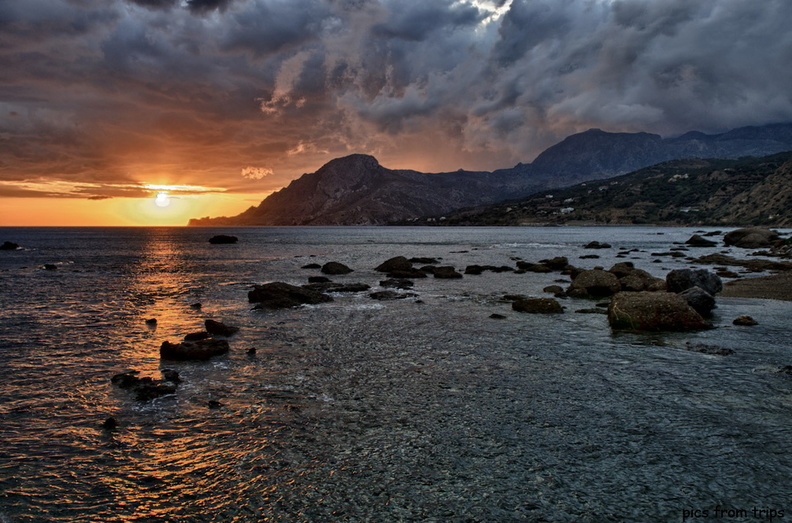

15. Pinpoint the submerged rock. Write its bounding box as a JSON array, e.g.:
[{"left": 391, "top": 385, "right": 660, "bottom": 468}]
[
  {"left": 160, "top": 339, "right": 230, "bottom": 360},
  {"left": 248, "top": 282, "right": 333, "bottom": 308},
  {"left": 584, "top": 241, "right": 612, "bottom": 249},
  {"left": 608, "top": 292, "right": 711, "bottom": 332},
  {"left": 111, "top": 371, "right": 178, "bottom": 401},
  {"left": 512, "top": 298, "right": 564, "bottom": 314},
  {"left": 380, "top": 278, "right": 414, "bottom": 289},
  {"left": 1, "top": 241, "right": 20, "bottom": 250},
  {"left": 733, "top": 315, "right": 758, "bottom": 326},
  {"left": 683, "top": 342, "right": 734, "bottom": 356},
  {"left": 208, "top": 235, "right": 238, "bottom": 244}
]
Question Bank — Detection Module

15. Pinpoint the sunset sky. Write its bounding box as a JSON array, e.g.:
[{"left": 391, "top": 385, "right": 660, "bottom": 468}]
[{"left": 2, "top": 0, "right": 791, "bottom": 225}]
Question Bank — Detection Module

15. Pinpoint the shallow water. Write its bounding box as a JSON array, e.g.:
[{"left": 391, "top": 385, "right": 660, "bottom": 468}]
[{"left": 0, "top": 226, "right": 790, "bottom": 521}]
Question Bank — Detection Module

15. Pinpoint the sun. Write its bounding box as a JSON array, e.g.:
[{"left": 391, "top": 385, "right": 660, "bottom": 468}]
[{"left": 155, "top": 191, "right": 171, "bottom": 207}]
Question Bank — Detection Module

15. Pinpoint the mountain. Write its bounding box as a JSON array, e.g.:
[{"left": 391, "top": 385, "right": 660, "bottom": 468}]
[
  {"left": 189, "top": 123, "right": 792, "bottom": 226},
  {"left": 429, "top": 151, "right": 792, "bottom": 227}
]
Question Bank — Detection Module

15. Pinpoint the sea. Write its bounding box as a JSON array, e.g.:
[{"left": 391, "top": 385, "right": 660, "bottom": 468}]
[{"left": 0, "top": 226, "right": 791, "bottom": 522}]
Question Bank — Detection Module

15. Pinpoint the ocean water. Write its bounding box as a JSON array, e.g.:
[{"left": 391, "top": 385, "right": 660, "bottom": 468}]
[{"left": 0, "top": 226, "right": 790, "bottom": 522}]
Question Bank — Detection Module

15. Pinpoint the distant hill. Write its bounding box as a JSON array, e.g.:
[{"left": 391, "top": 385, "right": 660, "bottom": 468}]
[
  {"left": 189, "top": 123, "right": 792, "bottom": 226},
  {"left": 428, "top": 151, "right": 792, "bottom": 227}
]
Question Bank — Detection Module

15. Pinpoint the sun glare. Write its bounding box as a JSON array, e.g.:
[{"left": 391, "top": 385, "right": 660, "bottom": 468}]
[{"left": 155, "top": 191, "right": 171, "bottom": 207}]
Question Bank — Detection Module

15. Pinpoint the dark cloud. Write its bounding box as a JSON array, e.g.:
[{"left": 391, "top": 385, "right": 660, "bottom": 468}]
[{"left": 1, "top": 0, "right": 791, "bottom": 204}]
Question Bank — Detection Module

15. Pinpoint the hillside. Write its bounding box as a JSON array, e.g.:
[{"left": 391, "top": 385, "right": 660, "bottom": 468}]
[
  {"left": 189, "top": 123, "right": 792, "bottom": 226},
  {"left": 428, "top": 152, "right": 792, "bottom": 227}
]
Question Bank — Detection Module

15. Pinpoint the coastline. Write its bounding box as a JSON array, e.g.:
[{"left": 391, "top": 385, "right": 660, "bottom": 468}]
[{"left": 721, "top": 273, "right": 792, "bottom": 301}]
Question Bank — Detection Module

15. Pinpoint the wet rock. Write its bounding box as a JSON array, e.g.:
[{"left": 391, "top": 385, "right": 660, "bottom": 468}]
[
  {"left": 489, "top": 313, "right": 507, "bottom": 319},
  {"left": 733, "top": 315, "right": 758, "bottom": 326},
  {"left": 375, "top": 256, "right": 413, "bottom": 273},
  {"left": 205, "top": 319, "right": 239, "bottom": 337},
  {"left": 208, "top": 235, "right": 238, "bottom": 244},
  {"left": 308, "top": 276, "right": 332, "bottom": 283},
  {"left": 301, "top": 263, "right": 322, "bottom": 269},
  {"left": 685, "top": 234, "right": 718, "bottom": 247},
  {"left": 386, "top": 268, "right": 428, "bottom": 279},
  {"left": 580, "top": 254, "right": 600, "bottom": 259},
  {"left": 246, "top": 347, "right": 257, "bottom": 355},
  {"left": 619, "top": 270, "right": 666, "bottom": 292},
  {"left": 666, "top": 268, "right": 723, "bottom": 296},
  {"left": 584, "top": 241, "right": 611, "bottom": 249},
  {"left": 512, "top": 298, "right": 564, "bottom": 314},
  {"left": 369, "top": 290, "right": 417, "bottom": 300},
  {"left": 567, "top": 269, "right": 622, "bottom": 298},
  {"left": 321, "top": 262, "right": 353, "bottom": 275},
  {"left": 248, "top": 282, "right": 333, "bottom": 308},
  {"left": 303, "top": 282, "right": 371, "bottom": 293},
  {"left": 409, "top": 257, "right": 439, "bottom": 264},
  {"left": 724, "top": 227, "right": 779, "bottom": 248},
  {"left": 432, "top": 266, "right": 463, "bottom": 279},
  {"left": 543, "top": 285, "right": 565, "bottom": 295},
  {"left": 380, "top": 278, "right": 414, "bottom": 289},
  {"left": 207, "top": 400, "right": 223, "bottom": 409},
  {"left": 515, "top": 261, "right": 552, "bottom": 273},
  {"left": 679, "top": 286, "right": 716, "bottom": 317},
  {"left": 684, "top": 342, "right": 733, "bottom": 356},
  {"left": 183, "top": 331, "right": 210, "bottom": 341},
  {"left": 160, "top": 339, "right": 230, "bottom": 360},
  {"left": 102, "top": 417, "right": 117, "bottom": 430},
  {"left": 716, "top": 270, "right": 740, "bottom": 278},
  {"left": 465, "top": 264, "right": 513, "bottom": 275},
  {"left": 161, "top": 369, "right": 181, "bottom": 382},
  {"left": 44, "top": 264, "right": 58, "bottom": 270},
  {"left": 607, "top": 292, "right": 712, "bottom": 332},
  {"left": 111, "top": 371, "right": 178, "bottom": 401},
  {"left": 189, "top": 303, "right": 202, "bottom": 309},
  {"left": 538, "top": 256, "right": 569, "bottom": 270},
  {"left": 1, "top": 241, "right": 20, "bottom": 250},
  {"left": 145, "top": 318, "right": 158, "bottom": 326}
]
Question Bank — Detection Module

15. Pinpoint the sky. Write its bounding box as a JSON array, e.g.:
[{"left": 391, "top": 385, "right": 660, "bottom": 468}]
[{"left": 2, "top": 0, "right": 792, "bottom": 225}]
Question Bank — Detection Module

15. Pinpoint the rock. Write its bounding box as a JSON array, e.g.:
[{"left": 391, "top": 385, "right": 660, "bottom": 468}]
[
  {"left": 1, "top": 241, "right": 20, "bottom": 250},
  {"left": 684, "top": 342, "right": 733, "bottom": 356},
  {"left": 515, "top": 261, "right": 552, "bottom": 273},
  {"left": 409, "top": 257, "right": 439, "bottom": 264},
  {"left": 432, "top": 266, "right": 463, "bottom": 279},
  {"left": 685, "top": 234, "right": 718, "bottom": 247},
  {"left": 302, "top": 282, "right": 371, "bottom": 293},
  {"left": 733, "top": 315, "right": 758, "bottom": 326},
  {"left": 111, "top": 371, "right": 178, "bottom": 401},
  {"left": 205, "top": 319, "right": 239, "bottom": 337},
  {"left": 489, "top": 313, "right": 507, "bottom": 319},
  {"left": 308, "top": 276, "right": 332, "bottom": 283},
  {"left": 666, "top": 268, "right": 723, "bottom": 295},
  {"left": 161, "top": 369, "right": 181, "bottom": 382},
  {"left": 145, "top": 318, "right": 158, "bottom": 326},
  {"left": 208, "top": 235, "right": 238, "bottom": 244},
  {"left": 693, "top": 253, "right": 792, "bottom": 272},
  {"left": 248, "top": 282, "right": 333, "bottom": 308},
  {"left": 387, "top": 268, "right": 427, "bottom": 279},
  {"left": 301, "top": 263, "right": 322, "bottom": 269},
  {"left": 584, "top": 241, "right": 612, "bottom": 249},
  {"left": 512, "top": 298, "right": 564, "bottom": 314},
  {"left": 190, "top": 303, "right": 202, "bottom": 309},
  {"left": 724, "top": 227, "right": 779, "bottom": 248},
  {"left": 369, "top": 290, "right": 417, "bottom": 300},
  {"left": 102, "top": 417, "right": 117, "bottom": 430},
  {"left": 608, "top": 262, "right": 637, "bottom": 279},
  {"left": 575, "top": 308, "right": 608, "bottom": 314},
  {"left": 567, "top": 269, "right": 622, "bottom": 298},
  {"left": 464, "top": 265, "right": 485, "bottom": 275},
  {"left": 580, "top": 254, "right": 600, "bottom": 259},
  {"left": 207, "top": 400, "right": 224, "bottom": 409},
  {"left": 321, "top": 261, "right": 353, "bottom": 275},
  {"left": 619, "top": 270, "right": 666, "bottom": 292},
  {"left": 246, "top": 347, "right": 257, "bottom": 355},
  {"left": 184, "top": 331, "right": 210, "bottom": 341},
  {"left": 538, "top": 257, "right": 569, "bottom": 270},
  {"left": 160, "top": 339, "right": 230, "bottom": 360},
  {"left": 607, "top": 292, "right": 712, "bottom": 332},
  {"left": 380, "top": 278, "right": 414, "bottom": 289},
  {"left": 375, "top": 256, "right": 413, "bottom": 273},
  {"left": 543, "top": 285, "right": 565, "bottom": 295},
  {"left": 43, "top": 264, "right": 58, "bottom": 270},
  {"left": 679, "top": 286, "right": 716, "bottom": 317}
]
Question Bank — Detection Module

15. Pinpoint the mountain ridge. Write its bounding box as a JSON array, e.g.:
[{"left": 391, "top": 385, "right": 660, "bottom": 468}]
[{"left": 189, "top": 122, "right": 792, "bottom": 226}]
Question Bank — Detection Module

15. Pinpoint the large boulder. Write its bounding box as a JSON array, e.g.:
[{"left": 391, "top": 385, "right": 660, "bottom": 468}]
[
  {"left": 723, "top": 227, "right": 779, "bottom": 248},
  {"left": 608, "top": 292, "right": 711, "bottom": 332},
  {"left": 678, "top": 286, "right": 716, "bottom": 317},
  {"left": 685, "top": 234, "right": 718, "bottom": 247},
  {"left": 248, "top": 282, "right": 333, "bottom": 308},
  {"left": 567, "top": 269, "right": 622, "bottom": 298},
  {"left": 160, "top": 339, "right": 230, "bottom": 360},
  {"left": 512, "top": 298, "right": 564, "bottom": 314},
  {"left": 666, "top": 269, "right": 722, "bottom": 296}
]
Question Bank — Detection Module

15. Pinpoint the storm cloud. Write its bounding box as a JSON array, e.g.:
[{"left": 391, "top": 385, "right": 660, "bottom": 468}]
[{"left": 2, "top": 0, "right": 791, "bottom": 199}]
